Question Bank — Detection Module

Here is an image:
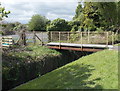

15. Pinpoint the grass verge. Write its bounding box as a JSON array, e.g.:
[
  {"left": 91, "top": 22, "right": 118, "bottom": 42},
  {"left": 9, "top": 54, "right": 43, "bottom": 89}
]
[{"left": 15, "top": 49, "right": 118, "bottom": 89}]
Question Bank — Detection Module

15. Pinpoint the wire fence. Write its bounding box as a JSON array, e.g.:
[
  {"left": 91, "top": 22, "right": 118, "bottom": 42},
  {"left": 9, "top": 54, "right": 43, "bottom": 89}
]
[
  {"left": 1, "top": 31, "right": 119, "bottom": 48},
  {"left": 48, "top": 31, "right": 119, "bottom": 45}
]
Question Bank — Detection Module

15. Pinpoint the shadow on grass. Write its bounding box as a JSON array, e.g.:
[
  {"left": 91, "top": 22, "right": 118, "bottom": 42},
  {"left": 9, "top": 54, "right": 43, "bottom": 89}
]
[{"left": 51, "top": 64, "right": 102, "bottom": 89}]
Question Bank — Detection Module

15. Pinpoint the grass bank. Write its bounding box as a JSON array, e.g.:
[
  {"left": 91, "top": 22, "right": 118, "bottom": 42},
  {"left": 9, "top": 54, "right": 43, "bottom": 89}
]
[
  {"left": 3, "top": 45, "right": 90, "bottom": 90},
  {"left": 15, "top": 49, "right": 118, "bottom": 89},
  {"left": 2, "top": 45, "right": 61, "bottom": 90}
]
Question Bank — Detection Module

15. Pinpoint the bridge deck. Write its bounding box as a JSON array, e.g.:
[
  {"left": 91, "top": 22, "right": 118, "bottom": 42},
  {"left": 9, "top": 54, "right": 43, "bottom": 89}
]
[{"left": 47, "top": 42, "right": 113, "bottom": 49}]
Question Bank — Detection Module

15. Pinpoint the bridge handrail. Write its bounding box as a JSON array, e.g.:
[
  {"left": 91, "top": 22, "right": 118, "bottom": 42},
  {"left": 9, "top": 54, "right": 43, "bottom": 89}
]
[{"left": 48, "top": 31, "right": 117, "bottom": 46}]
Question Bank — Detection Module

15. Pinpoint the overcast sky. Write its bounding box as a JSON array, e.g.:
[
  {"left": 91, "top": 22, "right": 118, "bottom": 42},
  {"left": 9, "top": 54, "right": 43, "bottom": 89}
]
[{"left": 1, "top": 0, "right": 79, "bottom": 24}]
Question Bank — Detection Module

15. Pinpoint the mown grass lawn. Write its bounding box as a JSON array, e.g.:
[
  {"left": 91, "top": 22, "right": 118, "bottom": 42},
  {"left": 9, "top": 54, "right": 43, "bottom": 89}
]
[{"left": 14, "top": 49, "right": 118, "bottom": 89}]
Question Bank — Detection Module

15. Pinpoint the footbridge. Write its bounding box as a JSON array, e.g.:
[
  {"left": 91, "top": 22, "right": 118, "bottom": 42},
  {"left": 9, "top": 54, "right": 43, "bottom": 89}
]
[{"left": 46, "top": 31, "right": 117, "bottom": 52}]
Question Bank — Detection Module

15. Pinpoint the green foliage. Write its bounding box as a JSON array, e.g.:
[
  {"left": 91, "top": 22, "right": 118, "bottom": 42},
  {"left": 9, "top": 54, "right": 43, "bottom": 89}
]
[
  {"left": 83, "top": 2, "right": 103, "bottom": 31},
  {"left": 1, "top": 22, "right": 27, "bottom": 35},
  {"left": 74, "top": 2, "right": 100, "bottom": 31},
  {"left": 12, "top": 22, "right": 27, "bottom": 31},
  {"left": 71, "top": 25, "right": 78, "bottom": 32},
  {"left": 0, "top": 3, "right": 10, "bottom": 20},
  {"left": 83, "top": 18, "right": 96, "bottom": 31},
  {"left": 68, "top": 20, "right": 81, "bottom": 32},
  {"left": 74, "top": 2, "right": 119, "bottom": 32},
  {"left": 118, "top": 1, "right": 120, "bottom": 26},
  {"left": 47, "top": 18, "right": 71, "bottom": 31},
  {"left": 71, "top": 26, "right": 75, "bottom": 32},
  {"left": 96, "top": 2, "right": 120, "bottom": 31},
  {"left": 73, "top": 4, "right": 83, "bottom": 19},
  {"left": 28, "top": 14, "right": 48, "bottom": 31},
  {"left": 96, "top": 2, "right": 117, "bottom": 26},
  {"left": 0, "top": 31, "right": 3, "bottom": 35},
  {"left": 15, "top": 50, "right": 118, "bottom": 89},
  {"left": 96, "top": 27, "right": 104, "bottom": 33},
  {"left": 3, "top": 45, "right": 86, "bottom": 90},
  {"left": 69, "top": 33, "right": 79, "bottom": 43},
  {"left": 2, "top": 46, "right": 61, "bottom": 90}
]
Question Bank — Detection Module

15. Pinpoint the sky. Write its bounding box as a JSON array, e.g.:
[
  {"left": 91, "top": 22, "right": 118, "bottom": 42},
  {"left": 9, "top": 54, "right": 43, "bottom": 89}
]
[{"left": 1, "top": 0, "right": 79, "bottom": 24}]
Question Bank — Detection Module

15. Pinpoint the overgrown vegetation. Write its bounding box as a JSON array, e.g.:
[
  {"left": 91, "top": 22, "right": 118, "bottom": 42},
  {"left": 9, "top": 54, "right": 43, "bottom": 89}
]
[
  {"left": 15, "top": 50, "right": 118, "bottom": 89},
  {"left": 3, "top": 45, "right": 90, "bottom": 90},
  {"left": 2, "top": 46, "right": 61, "bottom": 90}
]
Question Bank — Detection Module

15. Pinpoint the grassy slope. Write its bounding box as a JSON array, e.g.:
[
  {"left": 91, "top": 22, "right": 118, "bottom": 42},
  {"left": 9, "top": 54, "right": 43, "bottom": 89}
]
[
  {"left": 15, "top": 50, "right": 118, "bottom": 89},
  {"left": 3, "top": 45, "right": 62, "bottom": 90}
]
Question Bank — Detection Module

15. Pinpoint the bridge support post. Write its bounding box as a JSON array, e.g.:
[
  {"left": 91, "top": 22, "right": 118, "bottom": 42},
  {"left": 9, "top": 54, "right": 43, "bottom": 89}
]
[
  {"left": 51, "top": 32, "right": 53, "bottom": 42},
  {"left": 112, "top": 32, "right": 114, "bottom": 45},
  {"left": 88, "top": 31, "right": 90, "bottom": 43},
  {"left": 81, "top": 32, "right": 83, "bottom": 50},
  {"left": 59, "top": 32, "right": 61, "bottom": 49},
  {"left": 106, "top": 32, "right": 109, "bottom": 47},
  {"left": 67, "top": 32, "right": 70, "bottom": 43}
]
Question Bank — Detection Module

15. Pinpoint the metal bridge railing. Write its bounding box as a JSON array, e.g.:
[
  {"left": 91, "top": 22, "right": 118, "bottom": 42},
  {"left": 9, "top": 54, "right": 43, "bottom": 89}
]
[{"left": 48, "top": 31, "right": 118, "bottom": 46}]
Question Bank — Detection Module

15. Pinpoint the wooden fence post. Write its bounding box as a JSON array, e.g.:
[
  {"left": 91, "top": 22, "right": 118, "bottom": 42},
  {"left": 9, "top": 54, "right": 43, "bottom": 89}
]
[
  {"left": 21, "top": 30, "right": 26, "bottom": 46},
  {"left": 59, "top": 32, "right": 61, "bottom": 49},
  {"left": 33, "top": 31, "right": 36, "bottom": 45},
  {"left": 106, "top": 32, "right": 109, "bottom": 46},
  {"left": 112, "top": 32, "right": 114, "bottom": 45}
]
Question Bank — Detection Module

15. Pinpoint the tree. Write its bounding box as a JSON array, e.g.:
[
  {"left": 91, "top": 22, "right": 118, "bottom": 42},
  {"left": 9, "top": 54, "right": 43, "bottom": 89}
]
[
  {"left": 74, "top": 2, "right": 119, "bottom": 31},
  {"left": 118, "top": 1, "right": 120, "bottom": 33},
  {"left": 73, "top": 3, "right": 83, "bottom": 19},
  {"left": 117, "top": 1, "right": 120, "bottom": 34},
  {"left": 13, "top": 22, "right": 27, "bottom": 31},
  {"left": 94, "top": 2, "right": 120, "bottom": 32},
  {"left": 0, "top": 3, "right": 10, "bottom": 20},
  {"left": 47, "top": 18, "right": 71, "bottom": 31},
  {"left": 83, "top": 2, "right": 105, "bottom": 31},
  {"left": 96, "top": 2, "right": 117, "bottom": 27},
  {"left": 28, "top": 14, "right": 48, "bottom": 31},
  {"left": 73, "top": 2, "right": 99, "bottom": 31},
  {"left": 1, "top": 22, "right": 15, "bottom": 35}
]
